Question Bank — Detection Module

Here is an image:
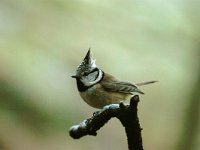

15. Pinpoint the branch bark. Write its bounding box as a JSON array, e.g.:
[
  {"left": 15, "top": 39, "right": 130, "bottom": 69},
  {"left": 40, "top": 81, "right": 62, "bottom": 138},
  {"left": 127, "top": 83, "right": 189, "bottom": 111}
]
[{"left": 69, "top": 95, "right": 144, "bottom": 150}]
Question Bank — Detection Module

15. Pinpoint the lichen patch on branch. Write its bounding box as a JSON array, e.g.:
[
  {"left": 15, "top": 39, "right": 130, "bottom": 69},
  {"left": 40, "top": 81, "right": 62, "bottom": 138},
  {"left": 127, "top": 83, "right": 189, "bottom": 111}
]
[{"left": 69, "top": 95, "right": 144, "bottom": 150}]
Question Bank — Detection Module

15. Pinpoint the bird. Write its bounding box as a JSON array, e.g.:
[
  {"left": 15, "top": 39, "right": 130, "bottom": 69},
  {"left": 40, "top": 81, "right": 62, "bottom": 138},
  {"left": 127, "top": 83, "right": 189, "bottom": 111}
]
[{"left": 71, "top": 49, "right": 157, "bottom": 109}]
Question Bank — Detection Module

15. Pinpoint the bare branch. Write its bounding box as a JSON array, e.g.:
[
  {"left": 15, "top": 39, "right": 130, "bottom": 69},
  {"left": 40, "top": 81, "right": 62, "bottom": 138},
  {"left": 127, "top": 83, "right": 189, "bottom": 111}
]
[{"left": 69, "top": 95, "right": 143, "bottom": 150}]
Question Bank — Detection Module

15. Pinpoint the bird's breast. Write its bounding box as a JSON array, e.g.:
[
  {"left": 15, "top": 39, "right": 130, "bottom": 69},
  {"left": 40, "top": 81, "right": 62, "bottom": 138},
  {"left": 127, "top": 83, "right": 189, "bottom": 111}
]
[{"left": 79, "top": 84, "right": 131, "bottom": 109}]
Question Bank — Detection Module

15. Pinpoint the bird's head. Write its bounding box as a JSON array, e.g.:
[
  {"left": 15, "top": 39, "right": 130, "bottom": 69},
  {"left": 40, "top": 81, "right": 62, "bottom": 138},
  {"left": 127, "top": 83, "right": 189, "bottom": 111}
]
[{"left": 72, "top": 49, "right": 103, "bottom": 86}]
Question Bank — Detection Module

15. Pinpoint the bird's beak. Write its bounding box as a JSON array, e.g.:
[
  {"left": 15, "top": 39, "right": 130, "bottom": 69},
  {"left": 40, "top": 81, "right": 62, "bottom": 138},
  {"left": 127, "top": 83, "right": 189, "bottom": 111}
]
[{"left": 71, "top": 75, "right": 78, "bottom": 78}]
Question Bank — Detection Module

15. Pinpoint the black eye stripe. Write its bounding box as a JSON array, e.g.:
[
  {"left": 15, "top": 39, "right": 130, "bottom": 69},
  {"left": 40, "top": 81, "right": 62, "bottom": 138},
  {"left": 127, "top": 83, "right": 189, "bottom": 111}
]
[
  {"left": 90, "top": 68, "right": 98, "bottom": 73},
  {"left": 85, "top": 68, "right": 98, "bottom": 75},
  {"left": 94, "top": 69, "right": 100, "bottom": 80},
  {"left": 83, "top": 68, "right": 99, "bottom": 76}
]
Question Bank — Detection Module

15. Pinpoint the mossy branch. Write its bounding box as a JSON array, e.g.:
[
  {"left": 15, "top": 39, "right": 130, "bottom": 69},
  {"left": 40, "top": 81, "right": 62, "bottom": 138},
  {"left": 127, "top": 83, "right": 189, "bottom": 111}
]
[{"left": 69, "top": 95, "right": 143, "bottom": 150}]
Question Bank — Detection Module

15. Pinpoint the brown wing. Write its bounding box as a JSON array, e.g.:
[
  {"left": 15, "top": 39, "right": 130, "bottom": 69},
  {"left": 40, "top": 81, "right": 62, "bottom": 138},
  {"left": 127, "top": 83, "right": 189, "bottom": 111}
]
[{"left": 101, "top": 73, "right": 144, "bottom": 94}]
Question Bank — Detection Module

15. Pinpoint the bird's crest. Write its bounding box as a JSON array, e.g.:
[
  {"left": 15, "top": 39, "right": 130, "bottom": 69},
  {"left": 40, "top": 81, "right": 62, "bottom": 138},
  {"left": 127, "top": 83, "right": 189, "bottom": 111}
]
[{"left": 76, "top": 48, "right": 97, "bottom": 76}]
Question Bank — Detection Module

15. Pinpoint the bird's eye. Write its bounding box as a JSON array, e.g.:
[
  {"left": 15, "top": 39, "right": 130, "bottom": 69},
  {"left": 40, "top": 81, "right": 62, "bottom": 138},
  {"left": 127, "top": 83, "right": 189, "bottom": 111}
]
[{"left": 83, "top": 72, "right": 89, "bottom": 76}]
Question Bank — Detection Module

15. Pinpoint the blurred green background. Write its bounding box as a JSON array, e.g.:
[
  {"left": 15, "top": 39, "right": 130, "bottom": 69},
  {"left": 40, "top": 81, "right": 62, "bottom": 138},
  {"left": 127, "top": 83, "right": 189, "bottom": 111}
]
[{"left": 0, "top": 0, "right": 200, "bottom": 150}]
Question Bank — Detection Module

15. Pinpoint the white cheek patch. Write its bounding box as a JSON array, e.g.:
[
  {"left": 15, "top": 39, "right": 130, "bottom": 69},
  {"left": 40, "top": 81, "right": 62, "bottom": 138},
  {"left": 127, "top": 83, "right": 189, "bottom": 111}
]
[
  {"left": 81, "top": 69, "right": 103, "bottom": 86},
  {"left": 85, "top": 72, "right": 97, "bottom": 81}
]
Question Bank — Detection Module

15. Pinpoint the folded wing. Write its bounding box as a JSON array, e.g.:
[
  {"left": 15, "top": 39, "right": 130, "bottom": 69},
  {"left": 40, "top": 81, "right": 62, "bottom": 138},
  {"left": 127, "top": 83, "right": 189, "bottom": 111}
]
[{"left": 101, "top": 81, "right": 144, "bottom": 94}]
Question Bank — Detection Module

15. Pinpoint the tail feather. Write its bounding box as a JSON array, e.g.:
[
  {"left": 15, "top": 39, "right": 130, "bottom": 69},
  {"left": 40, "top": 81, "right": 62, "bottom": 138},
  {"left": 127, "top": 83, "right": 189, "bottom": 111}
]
[{"left": 136, "top": 80, "right": 158, "bottom": 86}]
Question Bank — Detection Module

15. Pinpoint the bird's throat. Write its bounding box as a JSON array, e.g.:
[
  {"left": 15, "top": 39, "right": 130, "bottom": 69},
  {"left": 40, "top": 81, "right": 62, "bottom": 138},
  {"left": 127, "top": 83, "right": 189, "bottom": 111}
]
[{"left": 76, "top": 78, "right": 90, "bottom": 92}]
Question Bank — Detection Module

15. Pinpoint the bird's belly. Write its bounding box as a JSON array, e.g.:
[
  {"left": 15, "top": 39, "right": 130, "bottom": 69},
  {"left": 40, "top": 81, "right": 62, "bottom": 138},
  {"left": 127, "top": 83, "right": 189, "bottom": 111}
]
[{"left": 79, "top": 85, "right": 131, "bottom": 109}]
